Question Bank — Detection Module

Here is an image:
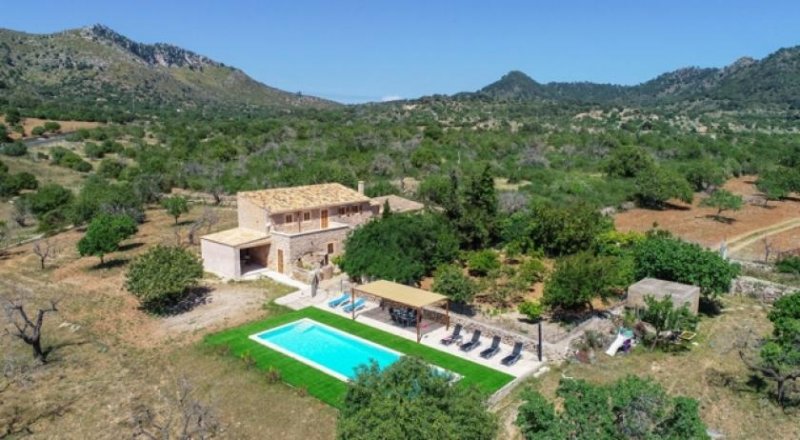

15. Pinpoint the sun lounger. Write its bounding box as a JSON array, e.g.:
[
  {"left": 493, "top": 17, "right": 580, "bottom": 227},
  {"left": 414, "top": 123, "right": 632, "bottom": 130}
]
[
  {"left": 343, "top": 298, "right": 366, "bottom": 313},
  {"left": 480, "top": 336, "right": 502, "bottom": 359},
  {"left": 460, "top": 330, "right": 482, "bottom": 352},
  {"left": 440, "top": 324, "right": 463, "bottom": 346},
  {"left": 501, "top": 342, "right": 523, "bottom": 366},
  {"left": 327, "top": 293, "right": 350, "bottom": 308}
]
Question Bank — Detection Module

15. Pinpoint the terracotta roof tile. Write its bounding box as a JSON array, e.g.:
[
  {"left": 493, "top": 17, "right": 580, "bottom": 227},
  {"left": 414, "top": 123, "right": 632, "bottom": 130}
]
[{"left": 239, "top": 183, "right": 369, "bottom": 213}]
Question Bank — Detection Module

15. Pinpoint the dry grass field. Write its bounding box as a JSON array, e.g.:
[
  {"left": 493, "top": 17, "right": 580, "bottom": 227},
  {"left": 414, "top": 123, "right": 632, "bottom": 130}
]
[
  {"left": 0, "top": 207, "right": 337, "bottom": 439},
  {"left": 615, "top": 176, "right": 800, "bottom": 257},
  {"left": 0, "top": 116, "right": 102, "bottom": 139}
]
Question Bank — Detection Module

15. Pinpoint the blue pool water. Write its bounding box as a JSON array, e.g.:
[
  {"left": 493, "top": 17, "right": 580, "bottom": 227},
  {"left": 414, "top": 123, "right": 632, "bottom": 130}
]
[{"left": 252, "top": 319, "right": 401, "bottom": 380}]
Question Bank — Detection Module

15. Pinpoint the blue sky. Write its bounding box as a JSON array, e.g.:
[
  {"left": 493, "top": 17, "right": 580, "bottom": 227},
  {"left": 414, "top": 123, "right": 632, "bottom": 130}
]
[{"left": 3, "top": 1, "right": 799, "bottom": 103}]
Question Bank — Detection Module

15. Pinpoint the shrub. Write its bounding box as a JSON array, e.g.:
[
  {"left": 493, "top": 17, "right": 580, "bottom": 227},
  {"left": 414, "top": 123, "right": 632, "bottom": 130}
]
[
  {"left": 97, "top": 158, "right": 126, "bottom": 179},
  {"left": 517, "top": 258, "right": 546, "bottom": 284},
  {"left": 604, "top": 145, "right": 654, "bottom": 178},
  {"left": 634, "top": 166, "right": 693, "bottom": 208},
  {"left": 27, "top": 184, "right": 73, "bottom": 218},
  {"left": 125, "top": 245, "right": 203, "bottom": 313},
  {"left": 432, "top": 263, "right": 477, "bottom": 304},
  {"left": 518, "top": 301, "right": 543, "bottom": 321},
  {"left": 467, "top": 249, "right": 500, "bottom": 276},
  {"left": 1, "top": 142, "right": 27, "bottom": 157},
  {"left": 31, "top": 126, "right": 46, "bottom": 137},
  {"left": 161, "top": 195, "right": 189, "bottom": 224},
  {"left": 776, "top": 256, "right": 800, "bottom": 275}
]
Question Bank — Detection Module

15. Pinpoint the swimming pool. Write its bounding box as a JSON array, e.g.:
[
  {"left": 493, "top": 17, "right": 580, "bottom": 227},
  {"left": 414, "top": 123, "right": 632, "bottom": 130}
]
[{"left": 250, "top": 318, "right": 402, "bottom": 381}]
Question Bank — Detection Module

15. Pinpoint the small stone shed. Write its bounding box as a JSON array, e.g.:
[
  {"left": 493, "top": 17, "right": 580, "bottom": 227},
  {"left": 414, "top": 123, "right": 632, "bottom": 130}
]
[{"left": 626, "top": 278, "right": 700, "bottom": 315}]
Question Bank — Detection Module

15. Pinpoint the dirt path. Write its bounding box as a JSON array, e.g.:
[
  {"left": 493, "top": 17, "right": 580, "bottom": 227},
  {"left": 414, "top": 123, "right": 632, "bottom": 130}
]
[{"left": 727, "top": 217, "right": 800, "bottom": 255}]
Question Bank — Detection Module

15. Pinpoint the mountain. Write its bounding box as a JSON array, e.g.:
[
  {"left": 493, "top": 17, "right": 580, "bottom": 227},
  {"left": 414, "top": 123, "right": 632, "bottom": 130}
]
[
  {"left": 475, "top": 46, "right": 800, "bottom": 109},
  {"left": 0, "top": 24, "right": 337, "bottom": 120}
]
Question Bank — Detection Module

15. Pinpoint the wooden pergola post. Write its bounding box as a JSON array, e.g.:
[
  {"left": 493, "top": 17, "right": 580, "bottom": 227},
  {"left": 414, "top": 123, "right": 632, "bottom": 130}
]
[
  {"left": 416, "top": 306, "right": 422, "bottom": 343},
  {"left": 445, "top": 300, "right": 450, "bottom": 331}
]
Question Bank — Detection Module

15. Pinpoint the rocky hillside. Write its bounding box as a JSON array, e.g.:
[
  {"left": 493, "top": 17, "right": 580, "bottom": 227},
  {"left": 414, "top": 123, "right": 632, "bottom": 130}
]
[
  {"left": 0, "top": 25, "right": 336, "bottom": 120},
  {"left": 476, "top": 46, "right": 800, "bottom": 109}
]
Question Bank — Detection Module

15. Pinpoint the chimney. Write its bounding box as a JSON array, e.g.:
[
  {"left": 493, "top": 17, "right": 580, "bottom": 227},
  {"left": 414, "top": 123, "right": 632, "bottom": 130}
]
[{"left": 357, "top": 180, "right": 365, "bottom": 195}]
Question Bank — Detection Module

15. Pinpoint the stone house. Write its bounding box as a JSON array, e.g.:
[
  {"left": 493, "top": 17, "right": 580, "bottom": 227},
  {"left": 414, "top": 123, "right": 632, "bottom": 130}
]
[{"left": 200, "top": 182, "right": 421, "bottom": 280}]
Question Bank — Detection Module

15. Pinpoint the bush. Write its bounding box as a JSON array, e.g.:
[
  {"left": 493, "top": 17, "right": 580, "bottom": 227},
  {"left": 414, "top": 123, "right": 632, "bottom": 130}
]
[
  {"left": 125, "top": 245, "right": 203, "bottom": 313},
  {"left": 27, "top": 184, "right": 73, "bottom": 218},
  {"left": 50, "top": 146, "right": 92, "bottom": 172},
  {"left": 31, "top": 126, "right": 46, "bottom": 137},
  {"left": 432, "top": 263, "right": 477, "bottom": 304},
  {"left": 604, "top": 145, "right": 654, "bottom": 178},
  {"left": 1, "top": 141, "right": 27, "bottom": 157},
  {"left": 161, "top": 195, "right": 189, "bottom": 224},
  {"left": 84, "top": 142, "right": 106, "bottom": 159},
  {"left": 517, "top": 258, "right": 546, "bottom": 284},
  {"left": 518, "top": 301, "right": 543, "bottom": 321},
  {"left": 467, "top": 249, "right": 500, "bottom": 276},
  {"left": 634, "top": 166, "right": 693, "bottom": 208},
  {"left": 776, "top": 256, "right": 800, "bottom": 275},
  {"left": 633, "top": 233, "right": 740, "bottom": 298},
  {"left": 97, "top": 158, "right": 126, "bottom": 179}
]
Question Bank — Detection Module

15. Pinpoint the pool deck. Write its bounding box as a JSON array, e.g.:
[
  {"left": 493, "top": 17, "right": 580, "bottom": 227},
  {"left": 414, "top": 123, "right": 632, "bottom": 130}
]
[{"left": 272, "top": 286, "right": 544, "bottom": 378}]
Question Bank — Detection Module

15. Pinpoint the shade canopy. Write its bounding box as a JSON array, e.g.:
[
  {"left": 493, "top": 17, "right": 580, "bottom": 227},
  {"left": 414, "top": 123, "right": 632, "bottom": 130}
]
[{"left": 354, "top": 280, "right": 447, "bottom": 309}]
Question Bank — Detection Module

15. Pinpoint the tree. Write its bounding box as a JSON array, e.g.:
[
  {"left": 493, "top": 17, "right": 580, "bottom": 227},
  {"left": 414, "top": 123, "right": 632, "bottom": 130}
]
[
  {"left": 4, "top": 108, "right": 21, "bottom": 125},
  {"left": 700, "top": 189, "right": 742, "bottom": 221},
  {"left": 756, "top": 168, "right": 795, "bottom": 205},
  {"left": 432, "top": 263, "right": 477, "bottom": 304},
  {"left": 641, "top": 295, "right": 698, "bottom": 349},
  {"left": 125, "top": 245, "right": 203, "bottom": 313},
  {"left": 604, "top": 145, "right": 655, "bottom": 178},
  {"left": 161, "top": 196, "right": 190, "bottom": 225},
  {"left": 31, "top": 126, "right": 46, "bottom": 137},
  {"left": 1, "top": 291, "right": 59, "bottom": 363},
  {"left": 27, "top": 184, "right": 73, "bottom": 219},
  {"left": 683, "top": 161, "right": 727, "bottom": 192},
  {"left": 517, "top": 376, "right": 709, "bottom": 440},
  {"left": 502, "top": 202, "right": 613, "bottom": 257},
  {"left": 634, "top": 233, "right": 740, "bottom": 298},
  {"left": 132, "top": 377, "right": 220, "bottom": 439},
  {"left": 340, "top": 212, "right": 459, "bottom": 284},
  {"left": 739, "top": 291, "right": 800, "bottom": 406},
  {"left": 69, "top": 176, "right": 144, "bottom": 225},
  {"left": 634, "top": 166, "right": 694, "bottom": 208},
  {"left": 543, "top": 252, "right": 632, "bottom": 311},
  {"left": 442, "top": 166, "right": 499, "bottom": 249},
  {"left": 518, "top": 301, "right": 544, "bottom": 321},
  {"left": 32, "top": 238, "right": 59, "bottom": 270},
  {"left": 42, "top": 121, "right": 60, "bottom": 133},
  {"left": 337, "top": 357, "right": 497, "bottom": 440},
  {"left": 77, "top": 213, "right": 138, "bottom": 264},
  {"left": 0, "top": 220, "right": 8, "bottom": 254}
]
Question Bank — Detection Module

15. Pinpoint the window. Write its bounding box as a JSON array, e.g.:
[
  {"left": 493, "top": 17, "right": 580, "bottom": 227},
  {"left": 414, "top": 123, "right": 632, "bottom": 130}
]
[
  {"left": 327, "top": 243, "right": 335, "bottom": 254},
  {"left": 303, "top": 212, "right": 311, "bottom": 221},
  {"left": 285, "top": 214, "right": 293, "bottom": 223},
  {"left": 338, "top": 206, "right": 346, "bottom": 216},
  {"left": 358, "top": 204, "right": 363, "bottom": 214}
]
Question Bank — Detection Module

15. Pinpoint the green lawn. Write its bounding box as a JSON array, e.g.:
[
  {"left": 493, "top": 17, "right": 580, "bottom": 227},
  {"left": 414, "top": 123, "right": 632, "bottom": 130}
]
[{"left": 203, "top": 307, "right": 515, "bottom": 408}]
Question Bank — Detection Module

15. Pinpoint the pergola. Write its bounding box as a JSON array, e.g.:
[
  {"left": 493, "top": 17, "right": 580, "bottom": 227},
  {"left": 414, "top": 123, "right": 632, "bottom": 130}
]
[{"left": 352, "top": 280, "right": 450, "bottom": 342}]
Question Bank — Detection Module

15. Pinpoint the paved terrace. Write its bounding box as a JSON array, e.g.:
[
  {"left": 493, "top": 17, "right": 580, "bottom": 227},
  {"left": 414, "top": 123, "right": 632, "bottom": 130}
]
[{"left": 271, "top": 281, "right": 545, "bottom": 378}]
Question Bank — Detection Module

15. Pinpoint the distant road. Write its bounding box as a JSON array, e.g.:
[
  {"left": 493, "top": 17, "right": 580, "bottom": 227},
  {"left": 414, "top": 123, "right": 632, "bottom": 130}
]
[{"left": 21, "top": 133, "right": 70, "bottom": 148}]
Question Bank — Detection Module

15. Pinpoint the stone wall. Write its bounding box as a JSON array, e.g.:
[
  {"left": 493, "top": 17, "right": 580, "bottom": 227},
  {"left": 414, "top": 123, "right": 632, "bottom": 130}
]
[
  {"left": 236, "top": 195, "right": 268, "bottom": 232},
  {"left": 731, "top": 276, "right": 797, "bottom": 303},
  {"left": 271, "top": 226, "right": 350, "bottom": 275}
]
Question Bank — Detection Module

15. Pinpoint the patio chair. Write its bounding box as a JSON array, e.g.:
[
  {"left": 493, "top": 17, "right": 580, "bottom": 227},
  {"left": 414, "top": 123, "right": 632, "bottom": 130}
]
[
  {"left": 343, "top": 298, "right": 366, "bottom": 313},
  {"left": 460, "top": 330, "right": 482, "bottom": 352},
  {"left": 480, "top": 336, "right": 502, "bottom": 359},
  {"left": 327, "top": 293, "right": 350, "bottom": 308},
  {"left": 440, "top": 324, "right": 463, "bottom": 346},
  {"left": 501, "top": 342, "right": 524, "bottom": 366}
]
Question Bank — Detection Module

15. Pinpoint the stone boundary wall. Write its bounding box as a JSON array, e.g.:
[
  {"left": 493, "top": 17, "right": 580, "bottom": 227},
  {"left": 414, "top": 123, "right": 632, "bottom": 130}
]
[{"left": 731, "top": 276, "right": 797, "bottom": 303}]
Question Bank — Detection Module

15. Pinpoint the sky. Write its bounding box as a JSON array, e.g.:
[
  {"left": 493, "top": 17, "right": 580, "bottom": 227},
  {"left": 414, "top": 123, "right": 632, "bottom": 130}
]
[{"left": 2, "top": 0, "right": 799, "bottom": 103}]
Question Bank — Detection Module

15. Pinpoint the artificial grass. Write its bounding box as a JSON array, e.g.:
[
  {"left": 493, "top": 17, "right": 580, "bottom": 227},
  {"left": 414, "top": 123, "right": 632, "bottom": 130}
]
[{"left": 203, "top": 307, "right": 515, "bottom": 408}]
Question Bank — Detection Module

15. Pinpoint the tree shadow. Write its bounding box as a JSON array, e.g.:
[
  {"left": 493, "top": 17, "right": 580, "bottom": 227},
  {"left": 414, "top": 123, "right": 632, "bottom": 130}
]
[
  {"left": 703, "top": 214, "right": 736, "bottom": 224},
  {"left": 174, "top": 219, "right": 195, "bottom": 227},
  {"left": 118, "top": 242, "right": 144, "bottom": 252},
  {"left": 662, "top": 201, "right": 693, "bottom": 211},
  {"left": 699, "top": 297, "right": 724, "bottom": 317},
  {"left": 450, "top": 302, "right": 476, "bottom": 317},
  {"left": 44, "top": 339, "right": 91, "bottom": 362},
  {"left": 88, "top": 258, "right": 129, "bottom": 270},
  {"left": 149, "top": 286, "right": 213, "bottom": 316}
]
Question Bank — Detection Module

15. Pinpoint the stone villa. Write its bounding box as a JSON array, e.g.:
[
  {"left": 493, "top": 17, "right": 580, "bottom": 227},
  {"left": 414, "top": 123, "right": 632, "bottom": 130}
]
[{"left": 200, "top": 182, "right": 422, "bottom": 280}]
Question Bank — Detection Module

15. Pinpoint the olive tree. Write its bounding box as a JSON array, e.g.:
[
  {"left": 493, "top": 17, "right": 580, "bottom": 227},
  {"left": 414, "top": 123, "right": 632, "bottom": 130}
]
[{"left": 125, "top": 245, "right": 203, "bottom": 313}]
